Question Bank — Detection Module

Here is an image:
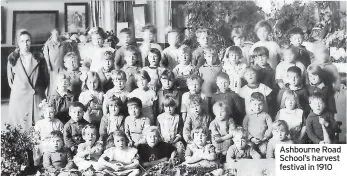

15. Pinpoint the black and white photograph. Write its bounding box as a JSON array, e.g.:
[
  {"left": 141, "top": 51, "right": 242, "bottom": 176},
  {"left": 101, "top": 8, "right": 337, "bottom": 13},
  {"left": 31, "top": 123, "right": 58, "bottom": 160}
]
[{"left": 0, "top": 0, "right": 346, "bottom": 176}]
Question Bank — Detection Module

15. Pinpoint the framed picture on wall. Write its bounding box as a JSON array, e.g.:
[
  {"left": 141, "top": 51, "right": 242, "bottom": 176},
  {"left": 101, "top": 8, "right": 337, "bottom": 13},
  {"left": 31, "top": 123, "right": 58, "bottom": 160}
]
[
  {"left": 65, "top": 3, "right": 88, "bottom": 33},
  {"left": 133, "top": 5, "right": 146, "bottom": 41},
  {"left": 12, "top": 11, "right": 58, "bottom": 45}
]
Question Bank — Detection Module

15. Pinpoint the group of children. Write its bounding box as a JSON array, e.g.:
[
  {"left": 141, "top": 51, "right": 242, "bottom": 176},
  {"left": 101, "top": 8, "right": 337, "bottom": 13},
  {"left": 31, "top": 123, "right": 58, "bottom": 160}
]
[{"left": 34, "top": 20, "right": 342, "bottom": 175}]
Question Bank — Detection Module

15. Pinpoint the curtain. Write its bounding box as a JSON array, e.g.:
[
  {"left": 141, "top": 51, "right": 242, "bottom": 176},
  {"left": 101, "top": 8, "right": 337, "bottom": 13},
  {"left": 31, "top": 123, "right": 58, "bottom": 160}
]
[{"left": 90, "top": 0, "right": 115, "bottom": 31}]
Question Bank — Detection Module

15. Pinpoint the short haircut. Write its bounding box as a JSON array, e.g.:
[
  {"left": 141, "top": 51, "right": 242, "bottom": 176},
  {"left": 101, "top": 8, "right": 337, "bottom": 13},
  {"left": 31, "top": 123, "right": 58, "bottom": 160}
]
[
  {"left": 287, "top": 66, "right": 302, "bottom": 77},
  {"left": 167, "top": 27, "right": 184, "bottom": 35},
  {"left": 127, "top": 97, "right": 142, "bottom": 109},
  {"left": 120, "top": 28, "right": 132, "bottom": 35},
  {"left": 233, "top": 127, "right": 248, "bottom": 139},
  {"left": 135, "top": 70, "right": 151, "bottom": 82},
  {"left": 288, "top": 27, "right": 304, "bottom": 37},
  {"left": 105, "top": 95, "right": 123, "bottom": 112},
  {"left": 142, "top": 24, "right": 157, "bottom": 34},
  {"left": 250, "top": 92, "right": 265, "bottom": 103},
  {"left": 307, "top": 64, "right": 323, "bottom": 77},
  {"left": 147, "top": 48, "right": 167, "bottom": 67},
  {"left": 191, "top": 126, "right": 209, "bottom": 139},
  {"left": 308, "top": 92, "right": 324, "bottom": 104},
  {"left": 50, "top": 130, "right": 64, "bottom": 140},
  {"left": 162, "top": 94, "right": 178, "bottom": 107},
  {"left": 82, "top": 71, "right": 102, "bottom": 91},
  {"left": 280, "top": 90, "right": 302, "bottom": 109},
  {"left": 82, "top": 124, "right": 98, "bottom": 136},
  {"left": 101, "top": 50, "right": 115, "bottom": 61},
  {"left": 195, "top": 28, "right": 211, "bottom": 37},
  {"left": 124, "top": 45, "right": 141, "bottom": 57},
  {"left": 64, "top": 52, "right": 79, "bottom": 63},
  {"left": 188, "top": 94, "right": 202, "bottom": 107},
  {"left": 111, "top": 70, "right": 127, "bottom": 81},
  {"left": 177, "top": 44, "right": 192, "bottom": 54},
  {"left": 253, "top": 46, "right": 269, "bottom": 57},
  {"left": 225, "top": 46, "right": 243, "bottom": 58},
  {"left": 143, "top": 126, "right": 162, "bottom": 141},
  {"left": 203, "top": 47, "right": 217, "bottom": 55},
  {"left": 254, "top": 20, "right": 272, "bottom": 33},
  {"left": 216, "top": 72, "right": 230, "bottom": 82},
  {"left": 212, "top": 100, "right": 231, "bottom": 115},
  {"left": 243, "top": 66, "right": 258, "bottom": 79},
  {"left": 16, "top": 30, "right": 32, "bottom": 45},
  {"left": 187, "top": 74, "right": 203, "bottom": 85},
  {"left": 231, "top": 26, "right": 245, "bottom": 38},
  {"left": 160, "top": 69, "right": 175, "bottom": 81},
  {"left": 112, "top": 130, "right": 128, "bottom": 144},
  {"left": 272, "top": 120, "right": 289, "bottom": 135},
  {"left": 70, "top": 102, "right": 85, "bottom": 111}
]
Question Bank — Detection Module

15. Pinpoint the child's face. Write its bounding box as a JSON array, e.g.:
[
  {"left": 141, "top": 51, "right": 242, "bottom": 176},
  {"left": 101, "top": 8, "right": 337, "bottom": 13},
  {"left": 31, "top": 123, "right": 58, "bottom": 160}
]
[
  {"left": 283, "top": 49, "right": 296, "bottom": 63},
  {"left": 83, "top": 128, "right": 97, "bottom": 143},
  {"left": 272, "top": 129, "right": 287, "bottom": 141},
  {"left": 124, "top": 52, "right": 137, "bottom": 66},
  {"left": 64, "top": 58, "right": 79, "bottom": 71},
  {"left": 187, "top": 80, "right": 202, "bottom": 94},
  {"left": 216, "top": 77, "right": 230, "bottom": 92},
  {"left": 87, "top": 78, "right": 99, "bottom": 91},
  {"left": 91, "top": 34, "right": 104, "bottom": 47},
  {"left": 190, "top": 103, "right": 202, "bottom": 115},
  {"left": 290, "top": 34, "right": 303, "bottom": 47},
  {"left": 204, "top": 51, "right": 216, "bottom": 65},
  {"left": 193, "top": 131, "right": 207, "bottom": 146},
  {"left": 197, "top": 32, "right": 210, "bottom": 47},
  {"left": 57, "top": 78, "right": 70, "bottom": 91},
  {"left": 137, "top": 78, "right": 149, "bottom": 89},
  {"left": 309, "top": 98, "right": 326, "bottom": 115},
  {"left": 284, "top": 97, "right": 296, "bottom": 110},
  {"left": 250, "top": 100, "right": 264, "bottom": 114},
  {"left": 164, "top": 105, "right": 176, "bottom": 115},
  {"left": 178, "top": 50, "right": 190, "bottom": 65},
  {"left": 128, "top": 104, "right": 141, "bottom": 117},
  {"left": 119, "top": 33, "right": 131, "bottom": 45},
  {"left": 143, "top": 30, "right": 155, "bottom": 42},
  {"left": 146, "top": 132, "right": 160, "bottom": 147},
  {"left": 214, "top": 107, "right": 228, "bottom": 121},
  {"left": 308, "top": 72, "right": 321, "bottom": 85},
  {"left": 234, "top": 135, "right": 247, "bottom": 150},
  {"left": 227, "top": 51, "right": 241, "bottom": 64},
  {"left": 256, "top": 27, "right": 270, "bottom": 41},
  {"left": 160, "top": 78, "right": 174, "bottom": 90},
  {"left": 113, "top": 79, "right": 126, "bottom": 91},
  {"left": 44, "top": 107, "right": 56, "bottom": 120},
  {"left": 244, "top": 70, "right": 257, "bottom": 84},
  {"left": 233, "top": 36, "right": 244, "bottom": 47},
  {"left": 113, "top": 135, "right": 127, "bottom": 149},
  {"left": 109, "top": 102, "right": 120, "bottom": 115},
  {"left": 168, "top": 32, "right": 179, "bottom": 46},
  {"left": 148, "top": 52, "right": 159, "bottom": 67},
  {"left": 79, "top": 35, "right": 87, "bottom": 43},
  {"left": 69, "top": 107, "right": 84, "bottom": 122},
  {"left": 255, "top": 55, "right": 268, "bottom": 66},
  {"left": 102, "top": 59, "right": 114, "bottom": 71},
  {"left": 51, "top": 137, "right": 64, "bottom": 151},
  {"left": 287, "top": 71, "right": 300, "bottom": 87}
]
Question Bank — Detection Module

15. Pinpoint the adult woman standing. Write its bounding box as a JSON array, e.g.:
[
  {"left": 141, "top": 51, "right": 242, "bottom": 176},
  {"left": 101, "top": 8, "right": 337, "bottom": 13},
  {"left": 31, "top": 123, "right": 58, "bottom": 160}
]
[{"left": 7, "top": 30, "right": 49, "bottom": 130}]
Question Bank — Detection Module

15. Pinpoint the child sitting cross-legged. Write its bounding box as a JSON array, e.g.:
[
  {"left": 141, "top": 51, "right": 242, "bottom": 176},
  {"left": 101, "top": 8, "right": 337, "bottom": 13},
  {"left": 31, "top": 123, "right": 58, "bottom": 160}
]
[
  {"left": 266, "top": 120, "right": 293, "bottom": 159},
  {"left": 98, "top": 130, "right": 141, "bottom": 176}
]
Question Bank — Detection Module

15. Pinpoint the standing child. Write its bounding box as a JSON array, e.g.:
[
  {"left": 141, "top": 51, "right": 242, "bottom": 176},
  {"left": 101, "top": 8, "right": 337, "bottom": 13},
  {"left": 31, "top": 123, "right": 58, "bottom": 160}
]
[
  {"left": 48, "top": 73, "right": 77, "bottom": 124},
  {"left": 183, "top": 95, "right": 212, "bottom": 144},
  {"left": 79, "top": 71, "right": 104, "bottom": 125},
  {"left": 97, "top": 51, "right": 115, "bottom": 93},
  {"left": 199, "top": 47, "right": 222, "bottom": 97},
  {"left": 98, "top": 131, "right": 141, "bottom": 175},
  {"left": 266, "top": 120, "right": 294, "bottom": 159},
  {"left": 99, "top": 96, "right": 125, "bottom": 147},
  {"left": 128, "top": 70, "right": 158, "bottom": 124},
  {"left": 43, "top": 131, "right": 76, "bottom": 175},
  {"left": 114, "top": 28, "right": 136, "bottom": 68},
  {"left": 64, "top": 102, "right": 89, "bottom": 155},
  {"left": 124, "top": 97, "right": 151, "bottom": 147},
  {"left": 73, "top": 125, "right": 103, "bottom": 171},
  {"left": 121, "top": 45, "right": 141, "bottom": 92},
  {"left": 212, "top": 73, "right": 244, "bottom": 125},
  {"left": 222, "top": 46, "right": 247, "bottom": 93},
  {"left": 173, "top": 45, "right": 199, "bottom": 92},
  {"left": 156, "top": 94, "right": 185, "bottom": 160},
  {"left": 231, "top": 26, "right": 253, "bottom": 65},
  {"left": 162, "top": 27, "right": 184, "bottom": 70},
  {"left": 139, "top": 24, "right": 163, "bottom": 67},
  {"left": 242, "top": 92, "right": 273, "bottom": 157},
  {"left": 276, "top": 90, "right": 306, "bottom": 143},
  {"left": 275, "top": 46, "right": 306, "bottom": 89},
  {"left": 252, "top": 46, "right": 276, "bottom": 89},
  {"left": 239, "top": 67, "right": 272, "bottom": 115},
  {"left": 61, "top": 52, "right": 82, "bottom": 96},
  {"left": 250, "top": 20, "right": 281, "bottom": 70},
  {"left": 209, "top": 101, "right": 236, "bottom": 161},
  {"left": 288, "top": 27, "right": 312, "bottom": 67},
  {"left": 306, "top": 93, "right": 338, "bottom": 144},
  {"left": 157, "top": 70, "right": 182, "bottom": 114}
]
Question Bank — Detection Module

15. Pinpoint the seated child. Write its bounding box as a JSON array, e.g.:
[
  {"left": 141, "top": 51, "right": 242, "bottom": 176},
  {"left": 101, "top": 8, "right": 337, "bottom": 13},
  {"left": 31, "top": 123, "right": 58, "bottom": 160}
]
[
  {"left": 173, "top": 44, "right": 199, "bottom": 92},
  {"left": 64, "top": 102, "right": 89, "bottom": 155},
  {"left": 139, "top": 24, "right": 163, "bottom": 67},
  {"left": 142, "top": 48, "right": 167, "bottom": 91},
  {"left": 242, "top": 92, "right": 273, "bottom": 157},
  {"left": 212, "top": 72, "right": 244, "bottom": 125},
  {"left": 98, "top": 130, "right": 141, "bottom": 176},
  {"left": 114, "top": 28, "right": 136, "bottom": 68},
  {"left": 252, "top": 46, "right": 276, "bottom": 89},
  {"left": 121, "top": 45, "right": 141, "bottom": 92},
  {"left": 288, "top": 27, "right": 312, "bottom": 67},
  {"left": 43, "top": 131, "right": 76, "bottom": 175},
  {"left": 275, "top": 46, "right": 306, "bottom": 89},
  {"left": 222, "top": 46, "right": 247, "bottom": 93},
  {"left": 162, "top": 27, "right": 184, "bottom": 70},
  {"left": 183, "top": 95, "right": 212, "bottom": 144},
  {"left": 61, "top": 52, "right": 82, "bottom": 96},
  {"left": 199, "top": 47, "right": 222, "bottom": 97},
  {"left": 306, "top": 93, "right": 338, "bottom": 144},
  {"left": 209, "top": 101, "right": 236, "bottom": 159},
  {"left": 239, "top": 67, "right": 272, "bottom": 115},
  {"left": 97, "top": 51, "right": 115, "bottom": 93},
  {"left": 128, "top": 70, "right": 158, "bottom": 124},
  {"left": 34, "top": 99, "right": 64, "bottom": 166},
  {"left": 276, "top": 90, "right": 306, "bottom": 144},
  {"left": 156, "top": 94, "right": 185, "bottom": 160},
  {"left": 157, "top": 70, "right": 182, "bottom": 114},
  {"left": 48, "top": 73, "right": 77, "bottom": 124},
  {"left": 99, "top": 96, "right": 125, "bottom": 147},
  {"left": 79, "top": 71, "right": 104, "bottom": 125},
  {"left": 137, "top": 126, "right": 177, "bottom": 169},
  {"left": 73, "top": 125, "right": 103, "bottom": 171},
  {"left": 266, "top": 120, "right": 294, "bottom": 159},
  {"left": 226, "top": 127, "right": 261, "bottom": 163},
  {"left": 124, "top": 97, "right": 151, "bottom": 147},
  {"left": 181, "top": 74, "right": 209, "bottom": 121}
]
